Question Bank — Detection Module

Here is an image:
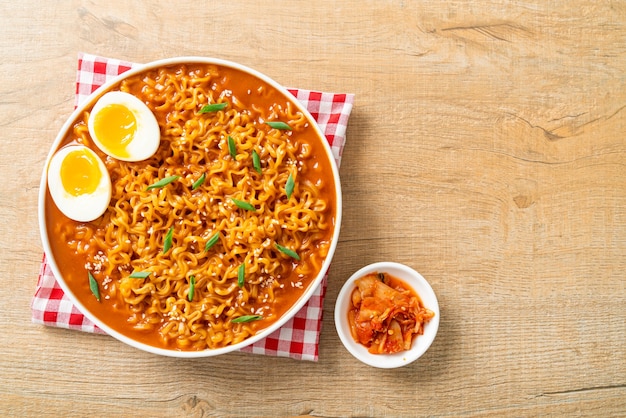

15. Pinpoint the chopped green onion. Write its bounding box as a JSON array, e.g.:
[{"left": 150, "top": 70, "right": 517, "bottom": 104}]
[
  {"left": 146, "top": 175, "right": 180, "bottom": 190},
  {"left": 266, "top": 121, "right": 292, "bottom": 130},
  {"left": 232, "top": 198, "right": 256, "bottom": 211},
  {"left": 204, "top": 231, "right": 221, "bottom": 251},
  {"left": 238, "top": 263, "right": 245, "bottom": 288},
  {"left": 275, "top": 243, "right": 300, "bottom": 260},
  {"left": 199, "top": 102, "right": 228, "bottom": 113},
  {"left": 192, "top": 173, "right": 206, "bottom": 190},
  {"left": 285, "top": 173, "right": 295, "bottom": 199},
  {"left": 129, "top": 271, "right": 151, "bottom": 279},
  {"left": 228, "top": 136, "right": 237, "bottom": 159},
  {"left": 231, "top": 315, "right": 263, "bottom": 323},
  {"left": 188, "top": 275, "right": 196, "bottom": 301},
  {"left": 88, "top": 272, "right": 100, "bottom": 302},
  {"left": 252, "top": 149, "right": 261, "bottom": 174},
  {"left": 163, "top": 226, "right": 174, "bottom": 254}
]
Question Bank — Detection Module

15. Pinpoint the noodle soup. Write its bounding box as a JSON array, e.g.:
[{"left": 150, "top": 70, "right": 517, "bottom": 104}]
[{"left": 39, "top": 58, "right": 341, "bottom": 356}]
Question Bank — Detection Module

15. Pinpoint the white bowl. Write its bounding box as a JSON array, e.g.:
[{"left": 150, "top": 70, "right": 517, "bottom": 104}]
[
  {"left": 38, "top": 57, "right": 342, "bottom": 357},
  {"left": 334, "top": 262, "right": 439, "bottom": 368}
]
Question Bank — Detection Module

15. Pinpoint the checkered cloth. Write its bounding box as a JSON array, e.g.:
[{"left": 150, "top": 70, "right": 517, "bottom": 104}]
[{"left": 32, "top": 53, "right": 354, "bottom": 361}]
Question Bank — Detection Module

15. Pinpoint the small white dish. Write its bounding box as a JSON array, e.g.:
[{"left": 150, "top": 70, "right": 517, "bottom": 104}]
[{"left": 334, "top": 262, "right": 440, "bottom": 368}]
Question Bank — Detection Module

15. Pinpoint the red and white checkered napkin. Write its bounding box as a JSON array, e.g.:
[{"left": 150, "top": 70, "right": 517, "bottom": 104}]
[{"left": 31, "top": 53, "right": 354, "bottom": 361}]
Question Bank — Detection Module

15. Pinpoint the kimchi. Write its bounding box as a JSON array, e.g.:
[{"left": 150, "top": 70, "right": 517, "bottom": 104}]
[{"left": 348, "top": 272, "right": 435, "bottom": 354}]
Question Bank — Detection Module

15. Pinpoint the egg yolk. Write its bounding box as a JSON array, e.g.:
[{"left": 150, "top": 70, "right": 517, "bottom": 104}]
[
  {"left": 92, "top": 103, "right": 137, "bottom": 158},
  {"left": 60, "top": 149, "right": 102, "bottom": 196}
]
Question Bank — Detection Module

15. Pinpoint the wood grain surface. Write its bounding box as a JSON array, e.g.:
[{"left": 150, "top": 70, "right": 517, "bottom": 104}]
[{"left": 1, "top": 1, "right": 625, "bottom": 416}]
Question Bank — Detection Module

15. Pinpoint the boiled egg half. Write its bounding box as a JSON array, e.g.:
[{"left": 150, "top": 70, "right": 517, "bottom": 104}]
[
  {"left": 88, "top": 91, "right": 160, "bottom": 162},
  {"left": 47, "top": 145, "right": 112, "bottom": 222}
]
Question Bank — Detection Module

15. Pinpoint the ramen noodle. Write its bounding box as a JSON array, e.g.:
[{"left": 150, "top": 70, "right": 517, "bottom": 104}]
[
  {"left": 348, "top": 272, "right": 434, "bottom": 354},
  {"left": 44, "top": 63, "right": 337, "bottom": 351}
]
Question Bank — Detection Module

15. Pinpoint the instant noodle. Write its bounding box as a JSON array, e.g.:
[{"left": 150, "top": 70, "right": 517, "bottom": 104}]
[{"left": 42, "top": 60, "right": 339, "bottom": 352}]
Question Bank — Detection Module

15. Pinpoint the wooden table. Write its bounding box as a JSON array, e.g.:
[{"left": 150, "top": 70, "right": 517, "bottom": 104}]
[{"left": 2, "top": 1, "right": 625, "bottom": 416}]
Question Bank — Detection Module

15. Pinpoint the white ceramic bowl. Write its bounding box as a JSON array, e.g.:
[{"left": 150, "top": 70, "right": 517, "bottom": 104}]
[
  {"left": 38, "top": 57, "right": 342, "bottom": 357},
  {"left": 334, "top": 262, "right": 439, "bottom": 368}
]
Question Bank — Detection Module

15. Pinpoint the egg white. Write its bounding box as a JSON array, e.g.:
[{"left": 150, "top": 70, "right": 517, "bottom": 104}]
[
  {"left": 88, "top": 91, "right": 161, "bottom": 162},
  {"left": 47, "top": 145, "right": 112, "bottom": 222}
]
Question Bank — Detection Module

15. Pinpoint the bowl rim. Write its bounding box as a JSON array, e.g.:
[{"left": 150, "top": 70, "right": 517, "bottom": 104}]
[
  {"left": 334, "top": 261, "right": 440, "bottom": 368},
  {"left": 38, "top": 56, "right": 343, "bottom": 358}
]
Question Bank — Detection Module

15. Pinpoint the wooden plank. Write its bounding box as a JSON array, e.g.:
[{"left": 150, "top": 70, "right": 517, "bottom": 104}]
[{"left": 1, "top": 1, "right": 624, "bottom": 416}]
